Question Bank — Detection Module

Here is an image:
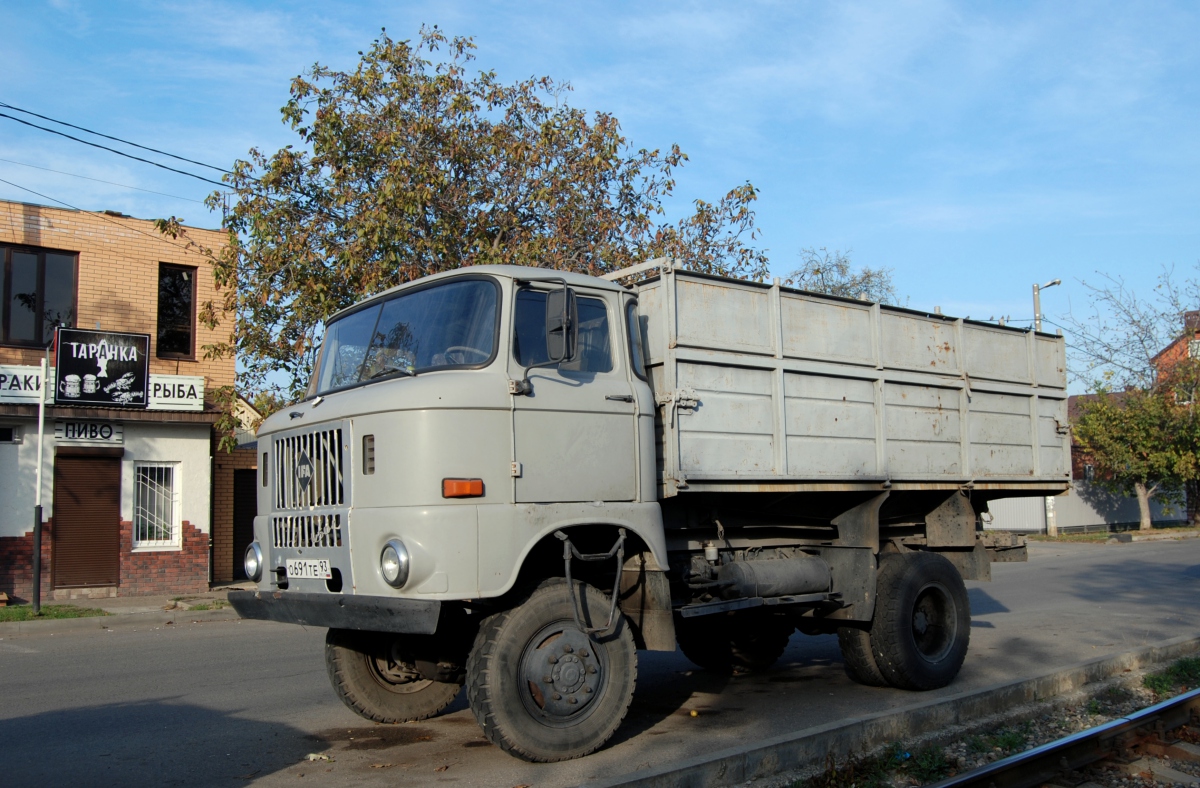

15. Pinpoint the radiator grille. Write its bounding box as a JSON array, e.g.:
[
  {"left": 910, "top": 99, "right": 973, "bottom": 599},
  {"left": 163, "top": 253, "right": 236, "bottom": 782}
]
[
  {"left": 273, "top": 428, "right": 345, "bottom": 510},
  {"left": 272, "top": 514, "right": 343, "bottom": 548}
]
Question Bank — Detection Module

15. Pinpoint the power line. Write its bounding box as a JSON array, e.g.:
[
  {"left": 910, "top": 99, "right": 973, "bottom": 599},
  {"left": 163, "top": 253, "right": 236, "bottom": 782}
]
[
  {"left": 0, "top": 175, "right": 218, "bottom": 260},
  {"left": 0, "top": 112, "right": 229, "bottom": 189},
  {"left": 0, "top": 100, "right": 231, "bottom": 175},
  {"left": 0, "top": 157, "right": 206, "bottom": 203}
]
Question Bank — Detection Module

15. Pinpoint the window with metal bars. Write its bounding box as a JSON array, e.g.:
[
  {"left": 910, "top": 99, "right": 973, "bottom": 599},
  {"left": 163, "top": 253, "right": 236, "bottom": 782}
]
[{"left": 133, "top": 462, "right": 181, "bottom": 548}]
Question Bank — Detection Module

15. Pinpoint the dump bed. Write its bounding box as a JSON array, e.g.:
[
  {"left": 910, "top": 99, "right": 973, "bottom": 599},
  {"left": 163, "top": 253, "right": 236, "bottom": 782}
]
[{"left": 633, "top": 269, "right": 1071, "bottom": 498}]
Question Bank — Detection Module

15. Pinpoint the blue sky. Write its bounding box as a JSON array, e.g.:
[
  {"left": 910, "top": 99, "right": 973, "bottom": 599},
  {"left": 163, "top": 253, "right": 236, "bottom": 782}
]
[{"left": 3, "top": 1, "right": 1199, "bottom": 334}]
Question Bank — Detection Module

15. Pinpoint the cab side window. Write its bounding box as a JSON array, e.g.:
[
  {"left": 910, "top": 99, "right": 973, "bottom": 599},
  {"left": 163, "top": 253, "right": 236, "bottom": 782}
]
[
  {"left": 513, "top": 289, "right": 613, "bottom": 373},
  {"left": 625, "top": 301, "right": 647, "bottom": 380}
]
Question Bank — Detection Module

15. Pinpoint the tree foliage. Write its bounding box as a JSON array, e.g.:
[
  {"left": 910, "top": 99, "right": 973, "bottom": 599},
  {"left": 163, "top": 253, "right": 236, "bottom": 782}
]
[
  {"left": 784, "top": 247, "right": 898, "bottom": 303},
  {"left": 1073, "top": 386, "right": 1183, "bottom": 529},
  {"left": 167, "top": 26, "right": 769, "bottom": 408}
]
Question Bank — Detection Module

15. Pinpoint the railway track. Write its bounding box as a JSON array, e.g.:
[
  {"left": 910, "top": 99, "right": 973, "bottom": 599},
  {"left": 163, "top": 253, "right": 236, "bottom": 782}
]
[{"left": 928, "top": 687, "right": 1200, "bottom": 788}]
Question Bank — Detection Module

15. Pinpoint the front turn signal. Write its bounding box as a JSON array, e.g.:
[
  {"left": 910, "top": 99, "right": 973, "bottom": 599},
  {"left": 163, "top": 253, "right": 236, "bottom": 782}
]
[{"left": 442, "top": 478, "right": 484, "bottom": 498}]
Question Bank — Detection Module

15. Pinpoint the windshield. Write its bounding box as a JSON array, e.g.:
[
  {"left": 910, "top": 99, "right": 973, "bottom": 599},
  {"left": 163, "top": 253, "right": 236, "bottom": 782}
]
[{"left": 312, "top": 278, "right": 498, "bottom": 395}]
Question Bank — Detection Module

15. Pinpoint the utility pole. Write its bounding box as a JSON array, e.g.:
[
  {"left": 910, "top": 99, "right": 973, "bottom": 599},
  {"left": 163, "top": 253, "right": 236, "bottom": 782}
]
[
  {"left": 32, "top": 348, "right": 48, "bottom": 614},
  {"left": 1033, "top": 279, "right": 1061, "bottom": 332}
]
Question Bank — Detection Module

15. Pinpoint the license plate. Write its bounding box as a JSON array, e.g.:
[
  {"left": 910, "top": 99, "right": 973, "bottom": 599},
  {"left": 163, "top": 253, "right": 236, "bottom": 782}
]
[{"left": 286, "top": 559, "right": 332, "bottom": 580}]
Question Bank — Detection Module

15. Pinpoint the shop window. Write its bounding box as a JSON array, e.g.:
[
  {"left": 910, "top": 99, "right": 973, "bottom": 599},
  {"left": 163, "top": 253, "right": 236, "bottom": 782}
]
[
  {"left": 157, "top": 264, "right": 196, "bottom": 358},
  {"left": 134, "top": 462, "right": 181, "bottom": 548},
  {"left": 0, "top": 244, "right": 77, "bottom": 347}
]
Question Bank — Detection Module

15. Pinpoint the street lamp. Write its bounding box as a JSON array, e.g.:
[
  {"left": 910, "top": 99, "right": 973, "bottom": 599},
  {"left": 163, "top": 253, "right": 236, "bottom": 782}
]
[{"left": 1033, "top": 279, "right": 1061, "bottom": 333}]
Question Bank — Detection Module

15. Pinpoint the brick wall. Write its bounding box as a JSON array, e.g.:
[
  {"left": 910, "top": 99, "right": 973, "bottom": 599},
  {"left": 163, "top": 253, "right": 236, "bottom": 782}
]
[
  {"left": 0, "top": 523, "right": 53, "bottom": 604},
  {"left": 0, "top": 201, "right": 232, "bottom": 390},
  {"left": 212, "top": 445, "right": 258, "bottom": 584},
  {"left": 0, "top": 516, "right": 210, "bottom": 602},
  {"left": 119, "top": 520, "right": 209, "bottom": 596}
]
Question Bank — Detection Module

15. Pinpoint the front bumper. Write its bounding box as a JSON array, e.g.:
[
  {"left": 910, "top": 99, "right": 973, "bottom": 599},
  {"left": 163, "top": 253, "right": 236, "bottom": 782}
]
[{"left": 228, "top": 590, "right": 441, "bottom": 634}]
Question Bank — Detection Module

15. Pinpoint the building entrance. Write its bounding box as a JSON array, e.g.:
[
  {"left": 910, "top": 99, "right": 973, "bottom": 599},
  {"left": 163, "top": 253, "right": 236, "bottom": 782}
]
[
  {"left": 231, "top": 468, "right": 257, "bottom": 580},
  {"left": 53, "top": 454, "right": 121, "bottom": 587}
]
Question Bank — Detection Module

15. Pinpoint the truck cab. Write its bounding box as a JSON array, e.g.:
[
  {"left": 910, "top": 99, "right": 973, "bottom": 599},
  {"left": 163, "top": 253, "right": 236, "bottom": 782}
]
[{"left": 246, "top": 266, "right": 666, "bottom": 601}]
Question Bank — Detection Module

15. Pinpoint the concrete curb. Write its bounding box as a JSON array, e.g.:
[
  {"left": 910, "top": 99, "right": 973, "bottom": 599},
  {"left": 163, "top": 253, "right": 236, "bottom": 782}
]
[
  {"left": 1128, "top": 530, "right": 1200, "bottom": 542},
  {"left": 582, "top": 632, "right": 1200, "bottom": 788},
  {"left": 0, "top": 608, "right": 241, "bottom": 635}
]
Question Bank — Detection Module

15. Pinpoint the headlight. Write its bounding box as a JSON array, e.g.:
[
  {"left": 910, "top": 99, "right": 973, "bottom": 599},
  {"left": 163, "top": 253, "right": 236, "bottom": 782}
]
[
  {"left": 244, "top": 542, "right": 263, "bottom": 582},
  {"left": 380, "top": 540, "right": 410, "bottom": 588}
]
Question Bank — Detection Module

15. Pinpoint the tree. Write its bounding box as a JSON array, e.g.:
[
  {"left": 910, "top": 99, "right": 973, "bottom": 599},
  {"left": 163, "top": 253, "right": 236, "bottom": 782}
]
[
  {"left": 1059, "top": 264, "right": 1200, "bottom": 528},
  {"left": 784, "top": 247, "right": 898, "bottom": 303},
  {"left": 1072, "top": 383, "right": 1192, "bottom": 530},
  {"left": 161, "top": 26, "right": 769, "bottom": 422}
]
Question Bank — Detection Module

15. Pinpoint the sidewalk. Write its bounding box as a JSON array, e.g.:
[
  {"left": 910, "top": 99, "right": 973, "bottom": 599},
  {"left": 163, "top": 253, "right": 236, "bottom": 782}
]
[
  {"left": 73, "top": 581, "right": 257, "bottom": 615},
  {"left": 0, "top": 582, "right": 254, "bottom": 635}
]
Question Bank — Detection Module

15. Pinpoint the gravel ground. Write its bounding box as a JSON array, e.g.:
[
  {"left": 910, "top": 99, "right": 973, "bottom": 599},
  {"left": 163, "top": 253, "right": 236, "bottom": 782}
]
[
  {"left": 939, "top": 687, "right": 1200, "bottom": 788},
  {"left": 749, "top": 657, "right": 1200, "bottom": 788}
]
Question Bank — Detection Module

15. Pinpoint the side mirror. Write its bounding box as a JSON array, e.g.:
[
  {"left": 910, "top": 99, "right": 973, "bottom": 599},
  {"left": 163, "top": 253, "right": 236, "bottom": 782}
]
[{"left": 545, "top": 286, "right": 578, "bottom": 363}]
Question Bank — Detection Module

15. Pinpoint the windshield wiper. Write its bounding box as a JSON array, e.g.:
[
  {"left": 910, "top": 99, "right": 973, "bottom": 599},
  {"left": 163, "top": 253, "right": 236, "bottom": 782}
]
[{"left": 368, "top": 366, "right": 416, "bottom": 380}]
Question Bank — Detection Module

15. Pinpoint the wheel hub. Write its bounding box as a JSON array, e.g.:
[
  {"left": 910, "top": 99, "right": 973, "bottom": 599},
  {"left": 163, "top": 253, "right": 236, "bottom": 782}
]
[
  {"left": 521, "top": 627, "right": 603, "bottom": 721},
  {"left": 913, "top": 609, "right": 929, "bottom": 636},
  {"left": 368, "top": 641, "right": 433, "bottom": 694},
  {"left": 910, "top": 582, "right": 956, "bottom": 662}
]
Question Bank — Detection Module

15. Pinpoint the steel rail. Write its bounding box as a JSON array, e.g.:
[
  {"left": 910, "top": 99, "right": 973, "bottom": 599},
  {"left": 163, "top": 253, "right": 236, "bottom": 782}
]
[{"left": 925, "top": 687, "right": 1200, "bottom": 788}]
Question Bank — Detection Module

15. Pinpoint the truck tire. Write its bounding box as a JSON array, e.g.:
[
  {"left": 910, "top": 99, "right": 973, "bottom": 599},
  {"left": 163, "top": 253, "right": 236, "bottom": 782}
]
[
  {"left": 466, "top": 578, "right": 637, "bottom": 762},
  {"left": 676, "top": 614, "right": 793, "bottom": 673},
  {"left": 837, "top": 626, "right": 888, "bottom": 687},
  {"left": 325, "top": 628, "right": 463, "bottom": 723},
  {"left": 870, "top": 551, "right": 970, "bottom": 691}
]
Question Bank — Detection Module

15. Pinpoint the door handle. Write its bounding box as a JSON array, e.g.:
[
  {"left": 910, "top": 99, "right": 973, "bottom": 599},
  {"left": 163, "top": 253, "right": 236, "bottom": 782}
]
[{"left": 605, "top": 394, "right": 634, "bottom": 402}]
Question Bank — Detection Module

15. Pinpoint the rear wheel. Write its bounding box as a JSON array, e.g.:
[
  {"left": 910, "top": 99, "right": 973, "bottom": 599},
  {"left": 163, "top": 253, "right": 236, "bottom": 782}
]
[
  {"left": 837, "top": 626, "right": 888, "bottom": 687},
  {"left": 325, "top": 629, "right": 464, "bottom": 723},
  {"left": 466, "top": 578, "right": 637, "bottom": 762},
  {"left": 870, "top": 552, "right": 970, "bottom": 690}
]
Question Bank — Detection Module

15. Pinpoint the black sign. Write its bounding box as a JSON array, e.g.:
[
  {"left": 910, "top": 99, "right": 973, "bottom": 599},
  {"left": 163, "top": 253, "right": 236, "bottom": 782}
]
[{"left": 55, "top": 328, "right": 150, "bottom": 408}]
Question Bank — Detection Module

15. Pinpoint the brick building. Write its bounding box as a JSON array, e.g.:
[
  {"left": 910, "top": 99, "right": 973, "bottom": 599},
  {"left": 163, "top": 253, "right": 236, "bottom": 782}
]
[{"left": 0, "top": 199, "right": 256, "bottom": 601}]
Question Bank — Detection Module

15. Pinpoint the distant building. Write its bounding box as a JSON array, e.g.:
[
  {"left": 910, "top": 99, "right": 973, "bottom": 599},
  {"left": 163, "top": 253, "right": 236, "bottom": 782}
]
[{"left": 0, "top": 200, "right": 257, "bottom": 601}]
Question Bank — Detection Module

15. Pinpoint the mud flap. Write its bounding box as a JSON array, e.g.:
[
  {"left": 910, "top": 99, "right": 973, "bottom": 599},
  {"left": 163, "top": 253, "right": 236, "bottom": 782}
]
[
  {"left": 818, "top": 546, "right": 876, "bottom": 622},
  {"left": 618, "top": 554, "right": 676, "bottom": 651},
  {"left": 931, "top": 542, "right": 991, "bottom": 582}
]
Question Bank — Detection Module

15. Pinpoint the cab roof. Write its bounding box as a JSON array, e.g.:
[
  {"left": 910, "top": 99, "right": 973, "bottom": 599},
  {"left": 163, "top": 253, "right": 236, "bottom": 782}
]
[{"left": 325, "top": 264, "right": 625, "bottom": 324}]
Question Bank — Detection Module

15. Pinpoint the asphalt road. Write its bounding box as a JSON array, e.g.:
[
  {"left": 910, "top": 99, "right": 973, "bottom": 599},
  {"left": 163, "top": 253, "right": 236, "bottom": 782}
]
[{"left": 2, "top": 539, "right": 1199, "bottom": 788}]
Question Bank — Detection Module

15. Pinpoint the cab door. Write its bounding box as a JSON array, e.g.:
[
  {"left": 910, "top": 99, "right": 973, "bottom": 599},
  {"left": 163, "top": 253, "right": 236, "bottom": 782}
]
[{"left": 511, "top": 286, "right": 637, "bottom": 503}]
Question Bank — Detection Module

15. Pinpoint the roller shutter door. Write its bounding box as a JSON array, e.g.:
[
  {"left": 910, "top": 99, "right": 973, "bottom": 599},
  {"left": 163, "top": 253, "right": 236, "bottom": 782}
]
[{"left": 53, "top": 455, "right": 121, "bottom": 587}]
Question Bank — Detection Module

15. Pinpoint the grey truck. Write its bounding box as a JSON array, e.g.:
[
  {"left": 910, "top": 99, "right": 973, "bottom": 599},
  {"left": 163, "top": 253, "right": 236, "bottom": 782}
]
[{"left": 230, "top": 260, "right": 1067, "bottom": 761}]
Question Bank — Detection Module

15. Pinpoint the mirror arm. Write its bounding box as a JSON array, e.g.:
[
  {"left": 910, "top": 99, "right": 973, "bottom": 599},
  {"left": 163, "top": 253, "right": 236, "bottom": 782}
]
[{"left": 511, "top": 357, "right": 559, "bottom": 396}]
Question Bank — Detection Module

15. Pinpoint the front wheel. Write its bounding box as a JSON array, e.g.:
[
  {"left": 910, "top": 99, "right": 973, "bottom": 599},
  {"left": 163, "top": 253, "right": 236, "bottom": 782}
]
[
  {"left": 325, "top": 629, "right": 464, "bottom": 723},
  {"left": 870, "top": 551, "right": 971, "bottom": 690},
  {"left": 466, "top": 578, "right": 637, "bottom": 762}
]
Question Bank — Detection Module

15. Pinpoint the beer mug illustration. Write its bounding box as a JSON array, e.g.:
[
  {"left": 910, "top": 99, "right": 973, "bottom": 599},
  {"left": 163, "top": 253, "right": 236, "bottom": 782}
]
[
  {"left": 59, "top": 374, "right": 81, "bottom": 398},
  {"left": 82, "top": 374, "right": 98, "bottom": 394}
]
